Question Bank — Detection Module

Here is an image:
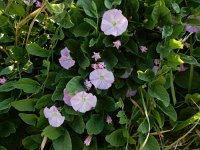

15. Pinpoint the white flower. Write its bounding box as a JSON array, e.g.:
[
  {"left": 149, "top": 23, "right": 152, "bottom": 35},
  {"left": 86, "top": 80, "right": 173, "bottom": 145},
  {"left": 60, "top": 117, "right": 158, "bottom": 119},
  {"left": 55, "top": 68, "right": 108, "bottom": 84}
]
[
  {"left": 43, "top": 106, "right": 65, "bottom": 127},
  {"left": 70, "top": 91, "right": 97, "bottom": 113},
  {"left": 101, "top": 9, "right": 128, "bottom": 36},
  {"left": 89, "top": 69, "right": 114, "bottom": 90}
]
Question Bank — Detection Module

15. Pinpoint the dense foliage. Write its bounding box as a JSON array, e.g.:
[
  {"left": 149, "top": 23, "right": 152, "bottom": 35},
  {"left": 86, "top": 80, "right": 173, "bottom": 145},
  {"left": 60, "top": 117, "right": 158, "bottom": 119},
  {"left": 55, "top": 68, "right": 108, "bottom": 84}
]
[{"left": 0, "top": 0, "right": 200, "bottom": 149}]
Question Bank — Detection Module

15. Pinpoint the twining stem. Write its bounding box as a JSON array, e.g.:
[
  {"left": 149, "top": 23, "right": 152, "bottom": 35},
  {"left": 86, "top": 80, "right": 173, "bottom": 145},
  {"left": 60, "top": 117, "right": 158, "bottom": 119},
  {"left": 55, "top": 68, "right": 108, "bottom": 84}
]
[
  {"left": 138, "top": 88, "right": 150, "bottom": 150},
  {"left": 15, "top": 3, "right": 46, "bottom": 46},
  {"left": 188, "top": 35, "right": 194, "bottom": 93},
  {"left": 164, "top": 119, "right": 199, "bottom": 150},
  {"left": 26, "top": 3, "right": 46, "bottom": 45},
  {"left": 170, "top": 69, "right": 177, "bottom": 105},
  {"left": 188, "top": 64, "right": 194, "bottom": 93}
]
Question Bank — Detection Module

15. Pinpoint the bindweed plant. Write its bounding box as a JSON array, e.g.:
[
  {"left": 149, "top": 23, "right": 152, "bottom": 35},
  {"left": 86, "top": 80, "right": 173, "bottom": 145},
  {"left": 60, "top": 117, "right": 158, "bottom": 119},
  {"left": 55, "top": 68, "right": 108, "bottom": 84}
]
[{"left": 0, "top": 0, "right": 200, "bottom": 149}]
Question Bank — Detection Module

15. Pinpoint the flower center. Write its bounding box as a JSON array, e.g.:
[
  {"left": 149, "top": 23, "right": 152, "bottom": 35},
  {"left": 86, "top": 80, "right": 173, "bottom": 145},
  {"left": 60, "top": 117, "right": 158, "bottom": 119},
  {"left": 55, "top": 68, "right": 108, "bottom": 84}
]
[
  {"left": 80, "top": 97, "right": 87, "bottom": 102},
  {"left": 112, "top": 21, "right": 117, "bottom": 26},
  {"left": 100, "top": 75, "right": 104, "bottom": 80}
]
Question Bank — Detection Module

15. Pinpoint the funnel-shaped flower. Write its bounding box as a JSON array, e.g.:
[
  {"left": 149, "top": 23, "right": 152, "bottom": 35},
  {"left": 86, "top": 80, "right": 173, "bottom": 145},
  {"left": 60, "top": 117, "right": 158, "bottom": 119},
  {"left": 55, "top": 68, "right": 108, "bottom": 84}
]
[
  {"left": 63, "top": 89, "right": 72, "bottom": 106},
  {"left": 0, "top": 77, "right": 6, "bottom": 84},
  {"left": 70, "top": 91, "right": 97, "bottom": 113},
  {"left": 101, "top": 9, "right": 128, "bottom": 36},
  {"left": 59, "top": 47, "right": 75, "bottom": 70},
  {"left": 44, "top": 106, "right": 65, "bottom": 127},
  {"left": 89, "top": 69, "right": 114, "bottom": 90}
]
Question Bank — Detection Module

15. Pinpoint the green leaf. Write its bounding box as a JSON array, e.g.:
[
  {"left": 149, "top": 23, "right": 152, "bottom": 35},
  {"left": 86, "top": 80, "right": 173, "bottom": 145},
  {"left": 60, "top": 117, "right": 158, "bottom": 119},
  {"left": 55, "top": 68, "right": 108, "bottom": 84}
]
[
  {"left": 0, "top": 81, "right": 16, "bottom": 92},
  {"left": 83, "top": 18, "right": 97, "bottom": 30},
  {"left": 180, "top": 54, "right": 200, "bottom": 66},
  {"left": 52, "top": 80, "right": 67, "bottom": 101},
  {"left": 8, "top": 46, "right": 27, "bottom": 63},
  {"left": 11, "top": 99, "right": 37, "bottom": 112},
  {"left": 66, "top": 76, "right": 85, "bottom": 95},
  {"left": 0, "top": 146, "right": 7, "bottom": 150},
  {"left": 14, "top": 78, "right": 41, "bottom": 94},
  {"left": 101, "top": 50, "right": 118, "bottom": 70},
  {"left": 59, "top": 13, "right": 74, "bottom": 29},
  {"left": 9, "top": 3, "right": 25, "bottom": 17},
  {"left": 22, "top": 134, "right": 42, "bottom": 150},
  {"left": 42, "top": 126, "right": 64, "bottom": 140},
  {"left": 169, "top": 39, "right": 183, "bottom": 49},
  {"left": 96, "top": 96, "right": 116, "bottom": 112},
  {"left": 175, "top": 70, "right": 200, "bottom": 89},
  {"left": 104, "top": 0, "right": 122, "bottom": 9},
  {"left": 0, "top": 121, "right": 16, "bottom": 137},
  {"left": 26, "top": 43, "right": 50, "bottom": 57},
  {"left": 165, "top": 53, "right": 184, "bottom": 68},
  {"left": 138, "top": 119, "right": 149, "bottom": 134},
  {"left": 175, "top": 112, "right": 200, "bottom": 131},
  {"left": 77, "top": 0, "right": 98, "bottom": 18},
  {"left": 157, "top": 102, "right": 177, "bottom": 121},
  {"left": 105, "top": 129, "right": 126, "bottom": 147},
  {"left": 53, "top": 130, "right": 72, "bottom": 150},
  {"left": 0, "top": 65, "right": 14, "bottom": 76},
  {"left": 153, "top": 110, "right": 165, "bottom": 128},
  {"left": 125, "top": 39, "right": 138, "bottom": 55},
  {"left": 72, "top": 22, "right": 91, "bottom": 37},
  {"left": 192, "top": 47, "right": 200, "bottom": 57},
  {"left": 35, "top": 94, "right": 54, "bottom": 109},
  {"left": 139, "top": 135, "right": 160, "bottom": 150},
  {"left": 116, "top": 110, "right": 128, "bottom": 124},
  {"left": 156, "top": 43, "right": 171, "bottom": 58},
  {"left": 152, "top": 1, "right": 172, "bottom": 26},
  {"left": 0, "top": 15, "right": 8, "bottom": 27},
  {"left": 137, "top": 69, "right": 155, "bottom": 82},
  {"left": 148, "top": 83, "right": 170, "bottom": 107},
  {"left": 62, "top": 105, "right": 80, "bottom": 116},
  {"left": 0, "top": 97, "right": 14, "bottom": 111},
  {"left": 86, "top": 114, "right": 104, "bottom": 135},
  {"left": 46, "top": 2, "right": 65, "bottom": 14},
  {"left": 69, "top": 116, "right": 85, "bottom": 134},
  {"left": 19, "top": 113, "right": 38, "bottom": 126},
  {"left": 77, "top": 52, "right": 90, "bottom": 69},
  {"left": 172, "top": 2, "right": 180, "bottom": 13},
  {"left": 162, "top": 26, "right": 173, "bottom": 39}
]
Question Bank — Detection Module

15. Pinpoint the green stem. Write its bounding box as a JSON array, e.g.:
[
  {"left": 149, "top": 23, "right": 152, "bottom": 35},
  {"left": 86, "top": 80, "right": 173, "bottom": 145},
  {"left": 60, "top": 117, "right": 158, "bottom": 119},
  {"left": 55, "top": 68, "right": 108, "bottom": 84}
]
[
  {"left": 170, "top": 70, "right": 176, "bottom": 105},
  {"left": 188, "top": 64, "right": 194, "bottom": 93},
  {"left": 138, "top": 88, "right": 150, "bottom": 150}
]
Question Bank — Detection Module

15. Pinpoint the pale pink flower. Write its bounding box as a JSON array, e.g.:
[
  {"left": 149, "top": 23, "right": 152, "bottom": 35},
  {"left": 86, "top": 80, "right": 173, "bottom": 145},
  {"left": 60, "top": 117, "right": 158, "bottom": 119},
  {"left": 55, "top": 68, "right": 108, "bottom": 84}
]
[
  {"left": 63, "top": 89, "right": 72, "bottom": 106},
  {"left": 92, "top": 52, "right": 101, "bottom": 61},
  {"left": 140, "top": 46, "right": 148, "bottom": 53},
  {"left": 97, "top": 62, "right": 106, "bottom": 69},
  {"left": 185, "top": 25, "right": 200, "bottom": 33},
  {"left": 126, "top": 90, "right": 137, "bottom": 98},
  {"left": 106, "top": 115, "right": 112, "bottom": 124},
  {"left": 43, "top": 106, "right": 65, "bottom": 127},
  {"left": 84, "top": 135, "right": 92, "bottom": 146},
  {"left": 89, "top": 69, "right": 114, "bottom": 90},
  {"left": 91, "top": 63, "right": 98, "bottom": 70},
  {"left": 185, "top": 16, "right": 200, "bottom": 33},
  {"left": 35, "top": 1, "right": 42, "bottom": 7},
  {"left": 59, "top": 47, "right": 75, "bottom": 70},
  {"left": 0, "top": 77, "right": 6, "bottom": 84},
  {"left": 70, "top": 91, "right": 97, "bottom": 113},
  {"left": 84, "top": 80, "right": 92, "bottom": 91},
  {"left": 154, "top": 59, "right": 160, "bottom": 66},
  {"left": 152, "top": 66, "right": 159, "bottom": 74},
  {"left": 91, "top": 62, "right": 106, "bottom": 70},
  {"left": 120, "top": 68, "right": 133, "bottom": 79},
  {"left": 113, "top": 40, "right": 121, "bottom": 49},
  {"left": 178, "top": 64, "right": 187, "bottom": 72},
  {"left": 101, "top": 9, "right": 128, "bottom": 36}
]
